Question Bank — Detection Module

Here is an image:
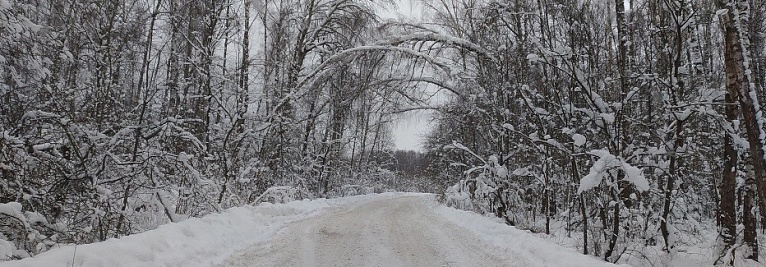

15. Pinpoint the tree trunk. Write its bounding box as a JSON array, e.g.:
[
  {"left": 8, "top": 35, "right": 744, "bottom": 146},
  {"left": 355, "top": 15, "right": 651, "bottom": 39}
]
[
  {"left": 544, "top": 160, "right": 551, "bottom": 235},
  {"left": 719, "top": 92, "right": 739, "bottom": 252},
  {"left": 748, "top": 0, "right": 766, "bottom": 231},
  {"left": 661, "top": 16, "right": 687, "bottom": 250},
  {"left": 572, "top": 157, "right": 588, "bottom": 255},
  {"left": 719, "top": 0, "right": 764, "bottom": 260},
  {"left": 238, "top": 0, "right": 251, "bottom": 135},
  {"left": 604, "top": 189, "right": 620, "bottom": 261}
]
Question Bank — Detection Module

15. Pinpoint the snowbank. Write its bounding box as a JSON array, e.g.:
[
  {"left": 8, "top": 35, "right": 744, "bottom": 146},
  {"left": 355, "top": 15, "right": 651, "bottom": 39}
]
[
  {"left": 1, "top": 193, "right": 410, "bottom": 267},
  {"left": 430, "top": 200, "right": 624, "bottom": 267},
  {"left": 3, "top": 193, "right": 635, "bottom": 267}
]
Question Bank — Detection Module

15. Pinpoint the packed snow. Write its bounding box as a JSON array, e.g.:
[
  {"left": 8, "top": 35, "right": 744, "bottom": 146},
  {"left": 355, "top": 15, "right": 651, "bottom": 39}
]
[
  {"left": 2, "top": 194, "right": 619, "bottom": 267},
  {"left": 1, "top": 194, "right": 403, "bottom": 267},
  {"left": 222, "top": 195, "right": 617, "bottom": 267}
]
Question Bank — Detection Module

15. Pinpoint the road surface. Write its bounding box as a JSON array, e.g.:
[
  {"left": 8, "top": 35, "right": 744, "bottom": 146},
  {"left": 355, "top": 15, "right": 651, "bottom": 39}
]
[{"left": 218, "top": 196, "right": 529, "bottom": 267}]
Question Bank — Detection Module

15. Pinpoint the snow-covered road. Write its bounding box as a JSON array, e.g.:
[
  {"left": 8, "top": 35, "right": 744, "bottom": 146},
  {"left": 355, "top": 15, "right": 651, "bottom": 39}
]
[
  {"left": 220, "top": 196, "right": 510, "bottom": 266},
  {"left": 2, "top": 194, "right": 617, "bottom": 267},
  {"left": 219, "top": 196, "right": 612, "bottom": 267}
]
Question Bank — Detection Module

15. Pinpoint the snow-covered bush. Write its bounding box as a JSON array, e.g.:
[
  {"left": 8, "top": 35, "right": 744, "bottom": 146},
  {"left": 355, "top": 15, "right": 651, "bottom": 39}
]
[
  {"left": 250, "top": 186, "right": 312, "bottom": 204},
  {"left": 338, "top": 185, "right": 376, "bottom": 197},
  {"left": 444, "top": 179, "right": 475, "bottom": 210},
  {"left": 0, "top": 201, "right": 62, "bottom": 259},
  {"left": 442, "top": 143, "right": 528, "bottom": 226}
]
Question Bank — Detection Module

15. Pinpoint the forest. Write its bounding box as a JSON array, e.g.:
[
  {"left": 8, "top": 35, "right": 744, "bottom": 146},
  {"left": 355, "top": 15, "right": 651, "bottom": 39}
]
[{"left": 1, "top": 0, "right": 766, "bottom": 265}]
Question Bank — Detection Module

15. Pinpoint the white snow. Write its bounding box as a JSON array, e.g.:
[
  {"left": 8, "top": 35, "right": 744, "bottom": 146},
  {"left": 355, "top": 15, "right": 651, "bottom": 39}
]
[
  {"left": 578, "top": 149, "right": 649, "bottom": 193},
  {"left": 0, "top": 237, "right": 14, "bottom": 261},
  {"left": 377, "top": 33, "right": 498, "bottom": 62},
  {"left": 600, "top": 112, "right": 616, "bottom": 124},
  {"left": 0, "top": 0, "right": 11, "bottom": 10},
  {"left": 673, "top": 108, "right": 692, "bottom": 121},
  {"left": 572, "top": 133, "right": 587, "bottom": 147},
  {"left": 0, "top": 202, "right": 26, "bottom": 227},
  {"left": 449, "top": 141, "right": 486, "bottom": 164},
  {"left": 221, "top": 195, "right": 619, "bottom": 267},
  {"left": 2, "top": 194, "right": 623, "bottom": 267},
  {"left": 527, "top": 53, "right": 541, "bottom": 62},
  {"left": 1, "top": 194, "right": 405, "bottom": 267},
  {"left": 578, "top": 150, "right": 615, "bottom": 193},
  {"left": 495, "top": 165, "right": 509, "bottom": 178},
  {"left": 432, "top": 202, "right": 622, "bottom": 267},
  {"left": 622, "top": 163, "right": 650, "bottom": 192}
]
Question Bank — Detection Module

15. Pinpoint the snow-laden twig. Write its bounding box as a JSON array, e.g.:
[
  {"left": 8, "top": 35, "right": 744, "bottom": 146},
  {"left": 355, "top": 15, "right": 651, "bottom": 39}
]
[
  {"left": 448, "top": 141, "right": 487, "bottom": 166},
  {"left": 375, "top": 32, "right": 498, "bottom": 62},
  {"left": 577, "top": 149, "right": 649, "bottom": 194}
]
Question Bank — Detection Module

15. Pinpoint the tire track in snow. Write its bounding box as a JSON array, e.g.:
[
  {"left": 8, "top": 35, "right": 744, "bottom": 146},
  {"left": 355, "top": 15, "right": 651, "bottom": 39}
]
[{"left": 219, "top": 196, "right": 528, "bottom": 267}]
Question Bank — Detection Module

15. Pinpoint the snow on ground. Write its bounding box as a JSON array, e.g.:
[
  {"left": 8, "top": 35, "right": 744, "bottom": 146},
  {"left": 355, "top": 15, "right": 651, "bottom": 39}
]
[
  {"left": 3, "top": 193, "right": 622, "bottom": 267},
  {"left": 430, "top": 201, "right": 624, "bottom": 267},
  {"left": 438, "top": 206, "right": 765, "bottom": 267},
  {"left": 220, "top": 195, "right": 617, "bottom": 267},
  {"left": 220, "top": 196, "right": 515, "bottom": 266},
  {"left": 0, "top": 193, "right": 409, "bottom": 267}
]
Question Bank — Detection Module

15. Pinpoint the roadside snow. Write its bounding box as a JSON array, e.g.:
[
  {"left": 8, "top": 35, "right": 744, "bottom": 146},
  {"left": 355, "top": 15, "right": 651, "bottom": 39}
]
[
  {"left": 3, "top": 193, "right": 624, "bottom": 267},
  {"left": 431, "top": 202, "right": 621, "bottom": 267},
  {"left": 1, "top": 193, "right": 408, "bottom": 267}
]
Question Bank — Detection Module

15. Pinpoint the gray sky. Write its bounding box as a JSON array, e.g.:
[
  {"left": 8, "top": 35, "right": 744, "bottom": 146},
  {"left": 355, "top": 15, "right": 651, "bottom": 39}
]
[
  {"left": 380, "top": 0, "right": 423, "bottom": 21},
  {"left": 393, "top": 111, "right": 432, "bottom": 151},
  {"left": 382, "top": 1, "right": 434, "bottom": 152}
]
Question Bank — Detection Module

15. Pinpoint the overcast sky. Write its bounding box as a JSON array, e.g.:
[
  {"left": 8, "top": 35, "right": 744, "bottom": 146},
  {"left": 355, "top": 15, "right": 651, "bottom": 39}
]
[{"left": 381, "top": 1, "right": 435, "bottom": 152}]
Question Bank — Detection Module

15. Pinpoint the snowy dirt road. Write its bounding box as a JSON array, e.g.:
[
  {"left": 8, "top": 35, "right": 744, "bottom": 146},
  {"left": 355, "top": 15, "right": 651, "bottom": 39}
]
[
  {"left": 2, "top": 194, "right": 616, "bottom": 267},
  {"left": 221, "top": 196, "right": 539, "bottom": 267}
]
